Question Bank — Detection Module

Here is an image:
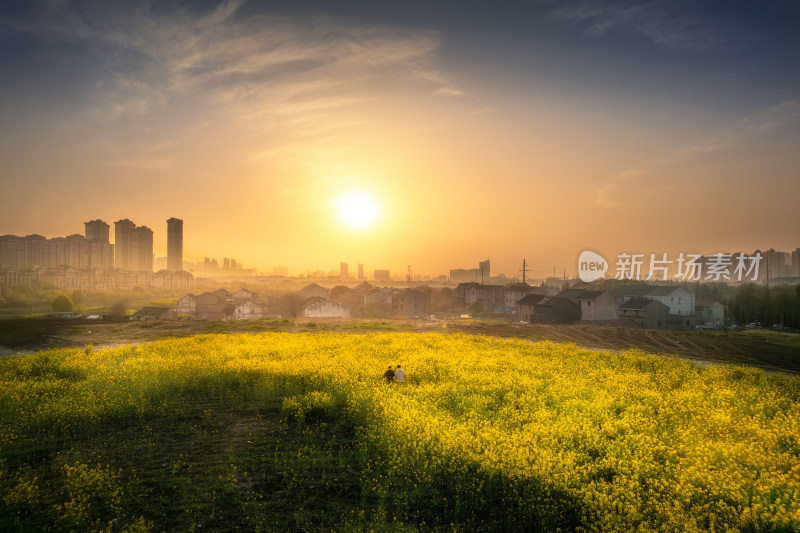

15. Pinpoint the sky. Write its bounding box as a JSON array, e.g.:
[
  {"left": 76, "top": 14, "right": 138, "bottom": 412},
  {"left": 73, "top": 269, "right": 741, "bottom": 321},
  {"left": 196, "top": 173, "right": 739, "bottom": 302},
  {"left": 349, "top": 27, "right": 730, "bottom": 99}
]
[{"left": 1, "top": 0, "right": 799, "bottom": 279}]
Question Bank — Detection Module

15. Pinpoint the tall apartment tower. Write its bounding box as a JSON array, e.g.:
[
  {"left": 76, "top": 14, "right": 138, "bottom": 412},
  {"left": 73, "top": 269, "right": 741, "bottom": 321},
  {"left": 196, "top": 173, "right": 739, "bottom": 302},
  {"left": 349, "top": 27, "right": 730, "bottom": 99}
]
[
  {"left": 358, "top": 263, "right": 364, "bottom": 280},
  {"left": 85, "top": 219, "right": 114, "bottom": 270},
  {"left": 130, "top": 226, "right": 154, "bottom": 272},
  {"left": 85, "top": 220, "right": 109, "bottom": 242},
  {"left": 167, "top": 217, "right": 183, "bottom": 271},
  {"left": 114, "top": 219, "right": 136, "bottom": 270},
  {"left": 340, "top": 262, "right": 349, "bottom": 278}
]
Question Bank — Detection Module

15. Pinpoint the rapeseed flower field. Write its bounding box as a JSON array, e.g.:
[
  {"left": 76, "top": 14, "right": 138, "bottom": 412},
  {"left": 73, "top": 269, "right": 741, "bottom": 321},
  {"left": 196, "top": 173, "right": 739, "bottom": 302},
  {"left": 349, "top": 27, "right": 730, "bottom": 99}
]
[{"left": 1, "top": 332, "right": 798, "bottom": 531}]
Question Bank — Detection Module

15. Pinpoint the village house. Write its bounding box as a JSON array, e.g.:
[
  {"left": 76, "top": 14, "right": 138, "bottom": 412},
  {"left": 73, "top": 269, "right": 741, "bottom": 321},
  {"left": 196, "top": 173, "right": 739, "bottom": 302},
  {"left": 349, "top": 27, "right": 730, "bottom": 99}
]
[
  {"left": 363, "top": 287, "right": 391, "bottom": 305},
  {"left": 529, "top": 296, "right": 581, "bottom": 324},
  {"left": 392, "top": 288, "right": 428, "bottom": 318},
  {"left": 516, "top": 293, "right": 547, "bottom": 323},
  {"left": 618, "top": 298, "right": 669, "bottom": 329},
  {"left": 195, "top": 292, "right": 229, "bottom": 319},
  {"left": 464, "top": 284, "right": 504, "bottom": 312},
  {"left": 300, "top": 282, "right": 329, "bottom": 300},
  {"left": 612, "top": 285, "right": 695, "bottom": 329},
  {"left": 232, "top": 299, "right": 265, "bottom": 320},
  {"left": 177, "top": 293, "right": 196, "bottom": 315},
  {"left": 503, "top": 283, "right": 556, "bottom": 309},
  {"left": 231, "top": 288, "right": 258, "bottom": 303},
  {"left": 556, "top": 289, "right": 618, "bottom": 321},
  {"left": 695, "top": 299, "right": 726, "bottom": 328},
  {"left": 212, "top": 288, "right": 231, "bottom": 303},
  {"left": 302, "top": 297, "right": 350, "bottom": 318}
]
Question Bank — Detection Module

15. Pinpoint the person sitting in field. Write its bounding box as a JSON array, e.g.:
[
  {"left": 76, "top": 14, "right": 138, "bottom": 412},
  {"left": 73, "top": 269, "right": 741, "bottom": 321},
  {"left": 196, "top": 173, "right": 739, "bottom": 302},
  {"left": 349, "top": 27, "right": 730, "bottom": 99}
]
[
  {"left": 395, "top": 364, "right": 405, "bottom": 384},
  {"left": 383, "top": 365, "right": 395, "bottom": 383}
]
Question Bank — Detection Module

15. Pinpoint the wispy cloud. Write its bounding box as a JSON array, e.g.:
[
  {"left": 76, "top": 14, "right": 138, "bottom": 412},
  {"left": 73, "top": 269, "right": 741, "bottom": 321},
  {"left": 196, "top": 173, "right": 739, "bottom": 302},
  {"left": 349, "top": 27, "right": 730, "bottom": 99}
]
[
  {"left": 552, "top": 0, "right": 731, "bottom": 51},
  {"left": 4, "top": 1, "right": 463, "bottom": 135},
  {"left": 594, "top": 100, "right": 800, "bottom": 207}
]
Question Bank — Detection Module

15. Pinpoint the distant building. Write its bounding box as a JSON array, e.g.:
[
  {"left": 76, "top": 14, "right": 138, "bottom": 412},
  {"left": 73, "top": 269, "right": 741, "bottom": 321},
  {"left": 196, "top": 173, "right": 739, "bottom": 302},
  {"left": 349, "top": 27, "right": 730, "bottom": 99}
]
[
  {"left": 464, "top": 284, "right": 504, "bottom": 312},
  {"left": 232, "top": 288, "right": 258, "bottom": 303},
  {"left": 373, "top": 269, "right": 390, "bottom": 281},
  {"left": 300, "top": 283, "right": 329, "bottom": 300},
  {"left": 530, "top": 296, "right": 581, "bottom": 324},
  {"left": 392, "top": 288, "right": 428, "bottom": 318},
  {"left": 302, "top": 297, "right": 350, "bottom": 318},
  {"left": 195, "top": 292, "right": 228, "bottom": 319},
  {"left": 556, "top": 289, "right": 618, "bottom": 321},
  {"left": 450, "top": 268, "right": 480, "bottom": 283},
  {"left": 340, "top": 262, "right": 349, "bottom": 278},
  {"left": 618, "top": 298, "right": 669, "bottom": 329},
  {"left": 130, "top": 226, "right": 153, "bottom": 272},
  {"left": 84, "top": 219, "right": 109, "bottom": 242},
  {"left": 167, "top": 218, "right": 183, "bottom": 272},
  {"left": 114, "top": 219, "right": 136, "bottom": 270},
  {"left": 611, "top": 284, "right": 695, "bottom": 329},
  {"left": 152, "top": 269, "right": 193, "bottom": 289},
  {"left": 516, "top": 293, "right": 547, "bottom": 322},
  {"left": 84, "top": 220, "right": 114, "bottom": 270},
  {"left": 232, "top": 300, "right": 265, "bottom": 320},
  {"left": 358, "top": 263, "right": 364, "bottom": 280},
  {"left": 504, "top": 283, "right": 556, "bottom": 308},
  {"left": 364, "top": 287, "right": 392, "bottom": 304},
  {"left": 177, "top": 294, "right": 197, "bottom": 315},
  {"left": 695, "top": 299, "right": 725, "bottom": 328}
]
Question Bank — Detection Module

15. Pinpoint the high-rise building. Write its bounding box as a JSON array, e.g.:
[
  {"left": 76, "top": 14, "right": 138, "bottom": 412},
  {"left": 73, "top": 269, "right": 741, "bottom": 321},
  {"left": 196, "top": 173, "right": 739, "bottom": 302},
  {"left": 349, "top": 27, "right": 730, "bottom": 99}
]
[
  {"left": 24, "top": 234, "right": 48, "bottom": 268},
  {"left": 114, "top": 219, "right": 136, "bottom": 270},
  {"left": 66, "top": 234, "right": 89, "bottom": 269},
  {"left": 85, "top": 220, "right": 109, "bottom": 243},
  {"left": 793, "top": 248, "right": 800, "bottom": 277},
  {"left": 358, "top": 263, "right": 364, "bottom": 280},
  {"left": 340, "top": 262, "right": 349, "bottom": 278},
  {"left": 85, "top": 219, "right": 113, "bottom": 270},
  {"left": 130, "top": 226, "right": 153, "bottom": 272},
  {"left": 167, "top": 217, "right": 183, "bottom": 272}
]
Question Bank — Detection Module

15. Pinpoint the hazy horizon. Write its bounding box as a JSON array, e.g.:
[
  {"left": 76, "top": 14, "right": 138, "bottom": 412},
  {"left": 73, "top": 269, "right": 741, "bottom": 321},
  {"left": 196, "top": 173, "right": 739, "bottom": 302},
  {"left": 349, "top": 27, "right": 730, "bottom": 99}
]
[{"left": 2, "top": 0, "right": 799, "bottom": 279}]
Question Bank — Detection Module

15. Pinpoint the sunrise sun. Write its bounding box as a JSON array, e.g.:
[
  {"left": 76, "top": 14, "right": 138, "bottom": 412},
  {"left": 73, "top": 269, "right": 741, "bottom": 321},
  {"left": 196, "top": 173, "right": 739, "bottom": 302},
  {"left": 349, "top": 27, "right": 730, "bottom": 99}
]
[{"left": 334, "top": 191, "right": 380, "bottom": 231}]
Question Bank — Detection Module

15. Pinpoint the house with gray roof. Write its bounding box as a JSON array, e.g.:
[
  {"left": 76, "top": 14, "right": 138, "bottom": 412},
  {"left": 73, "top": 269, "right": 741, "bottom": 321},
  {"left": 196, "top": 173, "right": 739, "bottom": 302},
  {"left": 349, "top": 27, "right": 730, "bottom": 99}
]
[
  {"left": 618, "top": 298, "right": 668, "bottom": 329},
  {"left": 612, "top": 284, "right": 695, "bottom": 329}
]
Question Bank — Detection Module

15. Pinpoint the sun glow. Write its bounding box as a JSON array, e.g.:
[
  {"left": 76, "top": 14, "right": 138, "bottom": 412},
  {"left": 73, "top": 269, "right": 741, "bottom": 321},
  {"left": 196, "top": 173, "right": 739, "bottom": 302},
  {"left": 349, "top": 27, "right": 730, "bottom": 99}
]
[{"left": 334, "top": 191, "right": 381, "bottom": 230}]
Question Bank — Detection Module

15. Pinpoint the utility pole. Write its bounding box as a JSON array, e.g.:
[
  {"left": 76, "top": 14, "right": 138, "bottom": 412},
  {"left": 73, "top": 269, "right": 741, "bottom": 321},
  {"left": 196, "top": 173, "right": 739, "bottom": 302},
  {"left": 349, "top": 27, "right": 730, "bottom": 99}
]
[{"left": 519, "top": 259, "right": 531, "bottom": 284}]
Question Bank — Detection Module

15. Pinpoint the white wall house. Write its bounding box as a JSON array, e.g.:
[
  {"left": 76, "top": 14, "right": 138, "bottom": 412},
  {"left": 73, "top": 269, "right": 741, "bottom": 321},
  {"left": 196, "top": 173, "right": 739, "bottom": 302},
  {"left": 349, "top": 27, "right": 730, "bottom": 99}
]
[
  {"left": 177, "top": 293, "right": 196, "bottom": 315},
  {"left": 232, "top": 300, "right": 265, "bottom": 320},
  {"left": 303, "top": 297, "right": 350, "bottom": 318}
]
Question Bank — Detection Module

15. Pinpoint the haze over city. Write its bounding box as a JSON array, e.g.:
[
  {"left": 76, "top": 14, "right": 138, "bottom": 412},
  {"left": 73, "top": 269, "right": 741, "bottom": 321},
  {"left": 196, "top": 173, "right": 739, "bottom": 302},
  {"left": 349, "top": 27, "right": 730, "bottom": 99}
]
[{"left": 1, "top": 0, "right": 799, "bottom": 277}]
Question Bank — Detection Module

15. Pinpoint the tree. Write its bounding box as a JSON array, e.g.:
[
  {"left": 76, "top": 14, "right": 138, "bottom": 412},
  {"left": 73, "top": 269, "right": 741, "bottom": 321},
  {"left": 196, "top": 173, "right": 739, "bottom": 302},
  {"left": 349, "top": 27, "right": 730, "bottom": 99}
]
[
  {"left": 52, "top": 294, "right": 74, "bottom": 313},
  {"left": 110, "top": 301, "right": 127, "bottom": 322}
]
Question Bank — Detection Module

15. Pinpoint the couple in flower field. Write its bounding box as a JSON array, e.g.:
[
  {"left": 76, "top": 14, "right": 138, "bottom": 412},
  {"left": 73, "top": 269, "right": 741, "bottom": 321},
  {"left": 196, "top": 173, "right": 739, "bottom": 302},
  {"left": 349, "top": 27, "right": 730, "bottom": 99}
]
[{"left": 383, "top": 364, "right": 405, "bottom": 384}]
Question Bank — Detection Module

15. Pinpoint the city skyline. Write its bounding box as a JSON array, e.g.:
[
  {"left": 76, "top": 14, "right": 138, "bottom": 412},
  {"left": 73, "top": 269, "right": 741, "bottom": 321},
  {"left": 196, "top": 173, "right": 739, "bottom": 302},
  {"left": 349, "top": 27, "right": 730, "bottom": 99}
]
[{"left": 1, "top": 1, "right": 799, "bottom": 276}]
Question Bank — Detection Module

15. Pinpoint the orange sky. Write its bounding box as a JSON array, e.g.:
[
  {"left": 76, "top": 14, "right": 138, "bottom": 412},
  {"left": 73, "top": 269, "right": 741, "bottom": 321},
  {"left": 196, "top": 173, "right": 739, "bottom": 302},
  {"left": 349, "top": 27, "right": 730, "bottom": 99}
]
[{"left": 1, "top": 1, "right": 799, "bottom": 279}]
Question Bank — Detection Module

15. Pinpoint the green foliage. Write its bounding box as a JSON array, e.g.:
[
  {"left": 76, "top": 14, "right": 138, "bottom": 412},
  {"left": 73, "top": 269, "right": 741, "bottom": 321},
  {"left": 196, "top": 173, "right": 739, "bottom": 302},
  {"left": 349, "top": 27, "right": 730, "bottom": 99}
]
[
  {"left": 468, "top": 300, "right": 484, "bottom": 314},
  {"left": 51, "top": 294, "right": 74, "bottom": 312}
]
